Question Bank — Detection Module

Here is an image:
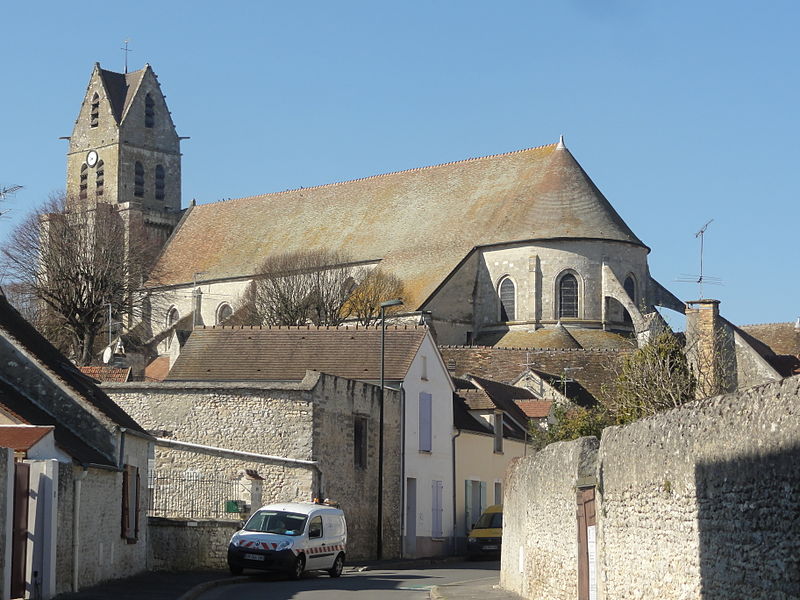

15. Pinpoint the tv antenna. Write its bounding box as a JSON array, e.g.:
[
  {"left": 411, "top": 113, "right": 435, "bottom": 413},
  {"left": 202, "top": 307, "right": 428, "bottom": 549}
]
[
  {"left": 121, "top": 39, "right": 132, "bottom": 74},
  {"left": 676, "top": 218, "right": 722, "bottom": 298}
]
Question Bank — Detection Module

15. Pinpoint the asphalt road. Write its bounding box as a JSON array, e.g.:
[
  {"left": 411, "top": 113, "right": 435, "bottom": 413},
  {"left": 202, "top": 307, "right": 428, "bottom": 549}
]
[{"left": 196, "top": 561, "right": 500, "bottom": 600}]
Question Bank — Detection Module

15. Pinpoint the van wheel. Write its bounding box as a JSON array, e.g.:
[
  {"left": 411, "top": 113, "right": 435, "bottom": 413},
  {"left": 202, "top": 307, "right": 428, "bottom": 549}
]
[
  {"left": 289, "top": 554, "right": 305, "bottom": 580},
  {"left": 328, "top": 553, "right": 344, "bottom": 578}
]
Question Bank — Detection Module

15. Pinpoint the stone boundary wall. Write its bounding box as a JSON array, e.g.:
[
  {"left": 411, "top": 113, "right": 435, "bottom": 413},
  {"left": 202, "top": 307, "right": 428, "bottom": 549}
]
[
  {"left": 501, "top": 375, "right": 800, "bottom": 600},
  {"left": 500, "top": 438, "right": 598, "bottom": 599},
  {"left": 148, "top": 517, "right": 239, "bottom": 571},
  {"left": 599, "top": 375, "right": 800, "bottom": 599}
]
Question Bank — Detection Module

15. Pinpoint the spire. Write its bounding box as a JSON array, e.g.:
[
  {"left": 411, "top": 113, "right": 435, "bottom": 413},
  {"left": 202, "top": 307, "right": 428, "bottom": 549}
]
[{"left": 556, "top": 134, "right": 566, "bottom": 150}]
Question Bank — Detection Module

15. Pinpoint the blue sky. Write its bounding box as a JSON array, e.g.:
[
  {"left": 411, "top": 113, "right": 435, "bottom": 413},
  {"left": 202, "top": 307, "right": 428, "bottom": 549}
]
[{"left": 1, "top": 1, "right": 797, "bottom": 328}]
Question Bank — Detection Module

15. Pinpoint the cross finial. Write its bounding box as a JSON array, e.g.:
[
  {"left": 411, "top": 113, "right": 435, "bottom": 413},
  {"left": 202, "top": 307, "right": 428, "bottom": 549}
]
[{"left": 121, "top": 39, "right": 132, "bottom": 74}]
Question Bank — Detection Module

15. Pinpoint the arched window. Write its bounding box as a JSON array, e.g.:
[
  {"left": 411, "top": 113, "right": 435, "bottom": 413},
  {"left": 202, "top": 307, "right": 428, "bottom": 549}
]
[
  {"left": 499, "top": 277, "right": 516, "bottom": 322},
  {"left": 134, "top": 162, "right": 144, "bottom": 197},
  {"left": 166, "top": 307, "right": 180, "bottom": 328},
  {"left": 558, "top": 273, "right": 578, "bottom": 319},
  {"left": 155, "top": 165, "right": 165, "bottom": 201},
  {"left": 79, "top": 164, "right": 88, "bottom": 200},
  {"left": 622, "top": 275, "right": 636, "bottom": 325},
  {"left": 215, "top": 303, "right": 233, "bottom": 325},
  {"left": 95, "top": 160, "right": 104, "bottom": 197},
  {"left": 624, "top": 276, "right": 636, "bottom": 303},
  {"left": 90, "top": 93, "right": 99, "bottom": 128},
  {"left": 145, "top": 94, "right": 155, "bottom": 128}
]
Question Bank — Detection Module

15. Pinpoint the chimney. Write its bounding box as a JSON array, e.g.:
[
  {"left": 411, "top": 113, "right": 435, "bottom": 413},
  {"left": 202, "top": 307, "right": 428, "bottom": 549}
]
[{"left": 685, "top": 299, "right": 725, "bottom": 399}]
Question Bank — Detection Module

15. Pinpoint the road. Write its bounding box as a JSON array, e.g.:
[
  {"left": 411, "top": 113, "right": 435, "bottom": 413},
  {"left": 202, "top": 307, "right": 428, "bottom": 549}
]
[{"left": 197, "top": 561, "right": 500, "bottom": 600}]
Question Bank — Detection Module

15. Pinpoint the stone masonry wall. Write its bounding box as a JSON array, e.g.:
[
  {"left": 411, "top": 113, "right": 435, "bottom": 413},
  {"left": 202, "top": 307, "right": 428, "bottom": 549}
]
[
  {"left": 148, "top": 518, "right": 239, "bottom": 571},
  {"left": 501, "top": 375, "right": 800, "bottom": 600},
  {"left": 500, "top": 437, "right": 598, "bottom": 599},
  {"left": 598, "top": 375, "right": 800, "bottom": 599}
]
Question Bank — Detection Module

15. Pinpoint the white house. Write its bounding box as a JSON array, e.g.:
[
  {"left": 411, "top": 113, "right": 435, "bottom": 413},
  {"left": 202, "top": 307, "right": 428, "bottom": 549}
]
[{"left": 162, "top": 324, "right": 455, "bottom": 558}]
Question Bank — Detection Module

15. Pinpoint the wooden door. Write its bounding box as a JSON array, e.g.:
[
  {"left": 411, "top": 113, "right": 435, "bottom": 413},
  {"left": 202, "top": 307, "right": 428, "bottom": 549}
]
[{"left": 11, "top": 462, "right": 30, "bottom": 599}]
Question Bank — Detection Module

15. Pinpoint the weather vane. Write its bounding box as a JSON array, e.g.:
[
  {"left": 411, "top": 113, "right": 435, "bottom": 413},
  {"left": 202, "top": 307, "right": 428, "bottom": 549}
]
[{"left": 121, "top": 39, "right": 132, "bottom": 74}]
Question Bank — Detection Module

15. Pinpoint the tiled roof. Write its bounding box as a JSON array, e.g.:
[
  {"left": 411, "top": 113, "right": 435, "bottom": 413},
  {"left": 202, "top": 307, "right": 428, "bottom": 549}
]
[
  {"left": 515, "top": 400, "right": 553, "bottom": 419},
  {"left": 469, "top": 375, "right": 535, "bottom": 425},
  {"left": 440, "top": 346, "right": 631, "bottom": 405},
  {"left": 79, "top": 366, "right": 131, "bottom": 383},
  {"left": 739, "top": 323, "right": 800, "bottom": 357},
  {"left": 475, "top": 326, "right": 635, "bottom": 350},
  {"left": 0, "top": 293, "right": 145, "bottom": 434},
  {"left": 453, "top": 395, "right": 492, "bottom": 435},
  {"left": 0, "top": 425, "right": 53, "bottom": 451},
  {"left": 0, "top": 379, "right": 113, "bottom": 465},
  {"left": 144, "top": 356, "right": 171, "bottom": 382},
  {"left": 151, "top": 142, "right": 646, "bottom": 309},
  {"left": 167, "top": 325, "right": 429, "bottom": 382}
]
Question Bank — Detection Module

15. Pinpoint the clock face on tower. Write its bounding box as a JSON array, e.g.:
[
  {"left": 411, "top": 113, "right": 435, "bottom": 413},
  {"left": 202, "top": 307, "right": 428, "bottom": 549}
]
[{"left": 86, "top": 150, "right": 98, "bottom": 167}]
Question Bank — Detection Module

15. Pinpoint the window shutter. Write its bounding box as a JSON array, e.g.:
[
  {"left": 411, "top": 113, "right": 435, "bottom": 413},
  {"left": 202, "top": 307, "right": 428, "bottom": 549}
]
[
  {"left": 465, "top": 480, "right": 473, "bottom": 533},
  {"left": 432, "top": 480, "right": 443, "bottom": 538},
  {"left": 419, "top": 392, "right": 432, "bottom": 452},
  {"left": 480, "top": 481, "right": 487, "bottom": 514},
  {"left": 121, "top": 466, "right": 130, "bottom": 539}
]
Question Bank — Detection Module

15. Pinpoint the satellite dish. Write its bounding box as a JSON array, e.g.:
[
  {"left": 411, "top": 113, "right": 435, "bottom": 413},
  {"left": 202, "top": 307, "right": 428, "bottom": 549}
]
[{"left": 102, "top": 346, "right": 113, "bottom": 364}]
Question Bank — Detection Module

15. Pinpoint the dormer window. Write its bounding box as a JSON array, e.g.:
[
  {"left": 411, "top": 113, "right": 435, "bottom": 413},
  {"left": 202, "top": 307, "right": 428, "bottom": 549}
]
[
  {"left": 155, "top": 165, "right": 165, "bottom": 201},
  {"left": 95, "top": 161, "right": 104, "bottom": 197},
  {"left": 134, "top": 162, "right": 144, "bottom": 197},
  {"left": 145, "top": 94, "right": 155, "bottom": 128},
  {"left": 79, "top": 164, "right": 88, "bottom": 200},
  {"left": 90, "top": 93, "right": 99, "bottom": 128}
]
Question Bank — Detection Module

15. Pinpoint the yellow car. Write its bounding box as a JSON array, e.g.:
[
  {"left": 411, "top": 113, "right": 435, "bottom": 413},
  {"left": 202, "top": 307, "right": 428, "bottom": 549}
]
[{"left": 467, "top": 504, "right": 503, "bottom": 559}]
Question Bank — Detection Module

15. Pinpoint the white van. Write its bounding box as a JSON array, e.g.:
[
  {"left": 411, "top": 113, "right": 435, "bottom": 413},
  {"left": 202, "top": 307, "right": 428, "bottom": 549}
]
[{"left": 227, "top": 501, "right": 347, "bottom": 579}]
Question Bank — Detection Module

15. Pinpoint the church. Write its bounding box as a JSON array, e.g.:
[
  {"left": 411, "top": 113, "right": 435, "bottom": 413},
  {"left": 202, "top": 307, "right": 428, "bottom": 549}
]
[{"left": 66, "top": 63, "right": 796, "bottom": 390}]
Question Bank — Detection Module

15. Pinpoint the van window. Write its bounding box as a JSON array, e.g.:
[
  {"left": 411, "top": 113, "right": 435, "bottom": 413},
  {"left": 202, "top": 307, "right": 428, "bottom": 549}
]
[
  {"left": 309, "top": 516, "right": 323, "bottom": 539},
  {"left": 323, "top": 514, "right": 344, "bottom": 538},
  {"left": 244, "top": 510, "right": 307, "bottom": 536},
  {"left": 474, "top": 511, "right": 503, "bottom": 529}
]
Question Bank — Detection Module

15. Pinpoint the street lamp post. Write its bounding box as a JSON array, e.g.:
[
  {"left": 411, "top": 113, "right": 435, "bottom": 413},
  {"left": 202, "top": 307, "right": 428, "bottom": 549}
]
[{"left": 377, "top": 298, "right": 403, "bottom": 560}]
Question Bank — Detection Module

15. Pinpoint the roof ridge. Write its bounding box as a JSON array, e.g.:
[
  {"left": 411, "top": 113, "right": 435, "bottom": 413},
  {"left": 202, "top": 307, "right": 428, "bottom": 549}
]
[
  {"left": 202, "top": 324, "right": 428, "bottom": 331},
  {"left": 740, "top": 322, "right": 797, "bottom": 328},
  {"left": 198, "top": 143, "right": 558, "bottom": 207},
  {"left": 438, "top": 345, "right": 629, "bottom": 353}
]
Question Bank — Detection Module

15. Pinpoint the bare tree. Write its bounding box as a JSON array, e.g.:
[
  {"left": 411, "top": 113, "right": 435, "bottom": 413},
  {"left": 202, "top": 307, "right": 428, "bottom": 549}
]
[
  {"left": 344, "top": 268, "right": 405, "bottom": 326},
  {"left": 1, "top": 195, "right": 157, "bottom": 365},
  {"left": 600, "top": 331, "right": 696, "bottom": 424},
  {"left": 245, "top": 250, "right": 357, "bottom": 326}
]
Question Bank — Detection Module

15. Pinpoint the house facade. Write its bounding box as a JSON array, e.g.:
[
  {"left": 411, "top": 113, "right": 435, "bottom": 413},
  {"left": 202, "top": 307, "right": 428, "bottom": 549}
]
[{"left": 0, "top": 292, "right": 151, "bottom": 598}]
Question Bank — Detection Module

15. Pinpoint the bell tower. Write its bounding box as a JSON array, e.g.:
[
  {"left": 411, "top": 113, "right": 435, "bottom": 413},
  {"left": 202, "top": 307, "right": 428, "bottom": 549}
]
[{"left": 66, "top": 63, "right": 183, "bottom": 252}]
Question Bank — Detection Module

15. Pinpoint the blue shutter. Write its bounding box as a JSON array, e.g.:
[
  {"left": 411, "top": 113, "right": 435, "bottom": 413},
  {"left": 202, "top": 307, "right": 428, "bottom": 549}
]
[
  {"left": 432, "top": 480, "right": 443, "bottom": 538},
  {"left": 419, "top": 392, "right": 432, "bottom": 452},
  {"left": 465, "top": 480, "right": 473, "bottom": 534},
  {"left": 480, "top": 481, "right": 487, "bottom": 514}
]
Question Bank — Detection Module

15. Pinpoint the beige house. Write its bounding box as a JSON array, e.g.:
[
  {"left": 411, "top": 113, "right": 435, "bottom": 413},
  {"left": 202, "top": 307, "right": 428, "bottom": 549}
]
[{"left": 452, "top": 375, "right": 531, "bottom": 552}]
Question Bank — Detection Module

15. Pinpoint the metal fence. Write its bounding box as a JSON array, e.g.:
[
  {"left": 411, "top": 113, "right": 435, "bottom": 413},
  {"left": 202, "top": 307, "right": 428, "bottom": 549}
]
[{"left": 148, "top": 470, "right": 250, "bottom": 519}]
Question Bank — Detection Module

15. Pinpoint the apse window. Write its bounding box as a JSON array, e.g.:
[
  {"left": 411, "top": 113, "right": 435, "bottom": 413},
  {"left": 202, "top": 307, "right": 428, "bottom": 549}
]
[
  {"left": 499, "top": 277, "right": 516, "bottom": 321},
  {"left": 558, "top": 273, "right": 578, "bottom": 318}
]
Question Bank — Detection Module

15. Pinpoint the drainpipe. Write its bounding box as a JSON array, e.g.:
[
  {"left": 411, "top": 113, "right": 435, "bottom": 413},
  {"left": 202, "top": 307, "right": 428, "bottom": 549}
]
[
  {"left": 72, "top": 465, "right": 89, "bottom": 592},
  {"left": 399, "top": 384, "right": 406, "bottom": 559},
  {"left": 451, "top": 428, "right": 461, "bottom": 555}
]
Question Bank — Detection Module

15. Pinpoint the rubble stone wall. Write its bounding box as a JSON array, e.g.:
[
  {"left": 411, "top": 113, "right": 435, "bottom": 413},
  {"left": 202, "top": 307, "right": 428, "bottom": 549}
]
[
  {"left": 148, "top": 518, "right": 238, "bottom": 571},
  {"left": 501, "top": 375, "right": 800, "bottom": 600},
  {"left": 500, "top": 437, "right": 598, "bottom": 599}
]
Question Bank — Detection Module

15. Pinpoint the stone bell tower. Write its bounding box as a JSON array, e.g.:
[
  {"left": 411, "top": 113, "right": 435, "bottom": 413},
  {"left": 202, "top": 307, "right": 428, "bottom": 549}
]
[{"left": 66, "top": 63, "right": 183, "bottom": 254}]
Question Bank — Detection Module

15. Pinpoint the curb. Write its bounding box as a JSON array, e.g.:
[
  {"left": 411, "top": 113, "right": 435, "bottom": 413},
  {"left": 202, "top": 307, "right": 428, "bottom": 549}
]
[{"left": 176, "top": 575, "right": 250, "bottom": 600}]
